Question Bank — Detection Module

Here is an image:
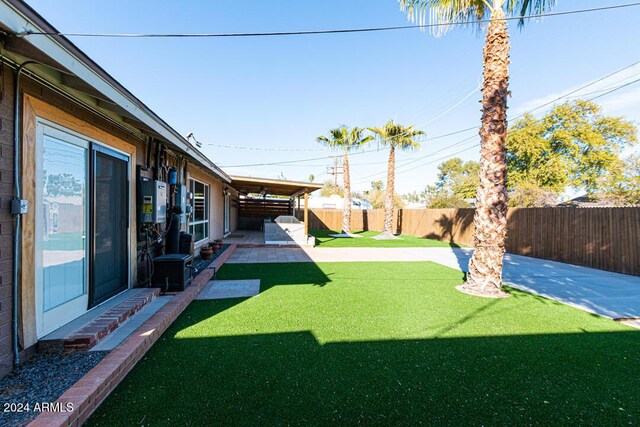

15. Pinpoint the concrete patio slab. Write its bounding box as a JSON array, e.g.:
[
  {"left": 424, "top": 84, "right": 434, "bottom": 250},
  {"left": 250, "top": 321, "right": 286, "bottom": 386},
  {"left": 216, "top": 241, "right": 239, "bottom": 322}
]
[
  {"left": 197, "top": 279, "right": 261, "bottom": 300},
  {"left": 226, "top": 246, "right": 640, "bottom": 320}
]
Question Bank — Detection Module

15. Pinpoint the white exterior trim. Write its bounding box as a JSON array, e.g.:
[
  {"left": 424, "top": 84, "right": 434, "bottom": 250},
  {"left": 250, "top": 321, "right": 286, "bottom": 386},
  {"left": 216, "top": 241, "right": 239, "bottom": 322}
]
[{"left": 0, "top": 0, "right": 230, "bottom": 183}]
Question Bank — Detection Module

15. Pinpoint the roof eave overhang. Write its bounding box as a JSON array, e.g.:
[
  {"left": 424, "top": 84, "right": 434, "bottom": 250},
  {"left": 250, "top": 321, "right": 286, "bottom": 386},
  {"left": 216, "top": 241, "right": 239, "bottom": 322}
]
[
  {"left": 230, "top": 175, "right": 322, "bottom": 198},
  {"left": 0, "top": 0, "right": 231, "bottom": 183}
]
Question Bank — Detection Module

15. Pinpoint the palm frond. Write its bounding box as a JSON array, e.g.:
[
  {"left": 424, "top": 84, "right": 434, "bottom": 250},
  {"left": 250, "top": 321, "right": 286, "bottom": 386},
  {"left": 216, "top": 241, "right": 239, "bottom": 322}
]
[
  {"left": 318, "top": 126, "right": 373, "bottom": 152},
  {"left": 369, "top": 120, "right": 424, "bottom": 151},
  {"left": 511, "top": 0, "right": 556, "bottom": 28},
  {"left": 398, "top": 0, "right": 555, "bottom": 35},
  {"left": 399, "top": 0, "right": 488, "bottom": 37}
]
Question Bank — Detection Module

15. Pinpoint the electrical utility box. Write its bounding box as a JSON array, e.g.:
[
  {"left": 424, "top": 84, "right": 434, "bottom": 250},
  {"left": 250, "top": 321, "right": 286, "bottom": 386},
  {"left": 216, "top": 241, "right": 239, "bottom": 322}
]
[
  {"left": 175, "top": 184, "right": 188, "bottom": 224},
  {"left": 139, "top": 180, "right": 167, "bottom": 223}
]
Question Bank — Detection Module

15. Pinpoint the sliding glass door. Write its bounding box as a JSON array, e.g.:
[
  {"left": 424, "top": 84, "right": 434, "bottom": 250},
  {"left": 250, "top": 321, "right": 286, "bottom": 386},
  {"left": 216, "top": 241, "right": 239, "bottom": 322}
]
[
  {"left": 91, "top": 146, "right": 129, "bottom": 307},
  {"left": 35, "top": 121, "right": 131, "bottom": 337},
  {"left": 35, "top": 125, "right": 89, "bottom": 337}
]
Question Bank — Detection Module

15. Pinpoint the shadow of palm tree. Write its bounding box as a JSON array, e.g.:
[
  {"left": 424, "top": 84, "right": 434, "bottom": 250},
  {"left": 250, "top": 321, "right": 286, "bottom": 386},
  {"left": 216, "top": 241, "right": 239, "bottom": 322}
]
[{"left": 93, "top": 322, "right": 640, "bottom": 426}]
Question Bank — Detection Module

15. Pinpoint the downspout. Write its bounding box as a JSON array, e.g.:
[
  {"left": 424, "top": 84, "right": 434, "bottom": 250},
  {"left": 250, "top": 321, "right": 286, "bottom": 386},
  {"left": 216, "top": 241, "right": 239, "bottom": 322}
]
[{"left": 12, "top": 61, "right": 36, "bottom": 367}]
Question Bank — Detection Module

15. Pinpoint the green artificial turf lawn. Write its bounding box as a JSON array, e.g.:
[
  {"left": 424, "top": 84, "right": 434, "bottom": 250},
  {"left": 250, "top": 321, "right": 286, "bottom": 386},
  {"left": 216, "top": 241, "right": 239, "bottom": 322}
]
[
  {"left": 311, "top": 229, "right": 464, "bottom": 247},
  {"left": 89, "top": 262, "right": 640, "bottom": 426}
]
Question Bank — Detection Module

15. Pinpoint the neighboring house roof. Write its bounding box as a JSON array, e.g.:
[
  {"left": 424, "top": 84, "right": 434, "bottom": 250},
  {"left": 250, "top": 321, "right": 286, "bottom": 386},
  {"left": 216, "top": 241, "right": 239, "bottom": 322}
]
[
  {"left": 559, "top": 195, "right": 618, "bottom": 208},
  {"left": 308, "top": 195, "right": 373, "bottom": 209},
  {"left": 0, "top": 0, "right": 230, "bottom": 183}
]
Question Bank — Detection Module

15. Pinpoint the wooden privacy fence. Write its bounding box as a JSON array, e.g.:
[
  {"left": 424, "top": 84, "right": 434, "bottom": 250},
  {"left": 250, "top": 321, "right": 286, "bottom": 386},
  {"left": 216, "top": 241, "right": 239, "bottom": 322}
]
[
  {"left": 238, "top": 197, "right": 293, "bottom": 219},
  {"left": 299, "top": 208, "right": 640, "bottom": 276}
]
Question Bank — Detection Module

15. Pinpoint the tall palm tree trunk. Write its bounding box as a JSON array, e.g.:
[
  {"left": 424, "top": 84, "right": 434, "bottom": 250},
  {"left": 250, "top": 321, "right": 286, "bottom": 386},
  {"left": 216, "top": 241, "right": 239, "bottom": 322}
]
[
  {"left": 342, "top": 152, "right": 352, "bottom": 234},
  {"left": 381, "top": 146, "right": 396, "bottom": 237},
  {"left": 462, "top": 8, "right": 510, "bottom": 297}
]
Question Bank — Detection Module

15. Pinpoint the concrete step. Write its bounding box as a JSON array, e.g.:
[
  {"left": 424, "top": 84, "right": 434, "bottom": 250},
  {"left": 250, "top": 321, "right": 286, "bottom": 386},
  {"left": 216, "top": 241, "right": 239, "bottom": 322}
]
[
  {"left": 39, "top": 288, "right": 161, "bottom": 353},
  {"left": 90, "top": 295, "right": 172, "bottom": 351}
]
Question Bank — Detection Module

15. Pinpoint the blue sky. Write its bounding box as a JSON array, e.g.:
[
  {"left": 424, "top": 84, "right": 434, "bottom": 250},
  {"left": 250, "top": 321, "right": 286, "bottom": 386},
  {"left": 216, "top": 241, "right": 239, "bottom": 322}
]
[{"left": 25, "top": 0, "right": 640, "bottom": 195}]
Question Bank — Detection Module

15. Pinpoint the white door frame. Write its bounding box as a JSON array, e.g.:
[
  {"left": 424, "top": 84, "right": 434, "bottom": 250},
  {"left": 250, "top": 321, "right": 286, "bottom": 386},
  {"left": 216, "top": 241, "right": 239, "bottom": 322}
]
[
  {"left": 35, "top": 122, "right": 90, "bottom": 338},
  {"left": 34, "top": 119, "right": 133, "bottom": 337},
  {"left": 224, "top": 192, "right": 231, "bottom": 235}
]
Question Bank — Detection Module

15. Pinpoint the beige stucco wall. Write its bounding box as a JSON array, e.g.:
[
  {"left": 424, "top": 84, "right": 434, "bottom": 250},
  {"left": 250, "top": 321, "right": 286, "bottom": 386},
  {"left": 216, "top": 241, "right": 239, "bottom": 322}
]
[{"left": 187, "top": 165, "right": 230, "bottom": 251}]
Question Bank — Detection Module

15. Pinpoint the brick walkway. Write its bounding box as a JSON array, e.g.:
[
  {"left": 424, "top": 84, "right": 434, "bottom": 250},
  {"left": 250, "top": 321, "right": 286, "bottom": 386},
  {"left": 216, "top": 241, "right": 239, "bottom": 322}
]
[{"left": 226, "top": 247, "right": 640, "bottom": 321}]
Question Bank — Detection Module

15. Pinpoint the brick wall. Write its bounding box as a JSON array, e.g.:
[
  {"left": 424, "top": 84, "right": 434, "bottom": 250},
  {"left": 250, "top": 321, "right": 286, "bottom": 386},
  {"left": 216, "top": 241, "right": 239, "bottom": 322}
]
[
  {"left": 0, "top": 65, "right": 146, "bottom": 379},
  {"left": 0, "top": 62, "right": 226, "bottom": 380},
  {"left": 0, "top": 63, "right": 16, "bottom": 378}
]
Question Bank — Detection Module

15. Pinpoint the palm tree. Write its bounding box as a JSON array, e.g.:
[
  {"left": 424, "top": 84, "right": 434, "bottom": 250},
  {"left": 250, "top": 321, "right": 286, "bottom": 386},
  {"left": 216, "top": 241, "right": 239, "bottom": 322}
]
[
  {"left": 369, "top": 121, "right": 424, "bottom": 238},
  {"left": 398, "top": 0, "right": 554, "bottom": 298},
  {"left": 317, "top": 127, "right": 373, "bottom": 235}
]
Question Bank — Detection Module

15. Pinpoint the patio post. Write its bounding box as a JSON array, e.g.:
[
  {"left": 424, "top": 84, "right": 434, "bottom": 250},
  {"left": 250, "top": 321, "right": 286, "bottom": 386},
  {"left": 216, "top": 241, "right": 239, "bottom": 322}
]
[{"left": 304, "top": 192, "right": 309, "bottom": 236}]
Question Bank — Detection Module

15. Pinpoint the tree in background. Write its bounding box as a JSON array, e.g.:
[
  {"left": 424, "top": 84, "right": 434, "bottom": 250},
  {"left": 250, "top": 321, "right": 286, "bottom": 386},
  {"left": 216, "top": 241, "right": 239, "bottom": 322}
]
[
  {"left": 319, "top": 180, "right": 344, "bottom": 197},
  {"left": 399, "top": 0, "right": 556, "bottom": 297},
  {"left": 424, "top": 189, "right": 473, "bottom": 208},
  {"left": 369, "top": 121, "right": 423, "bottom": 238},
  {"left": 402, "top": 190, "right": 425, "bottom": 205},
  {"left": 317, "top": 127, "right": 373, "bottom": 234},
  {"left": 307, "top": 174, "right": 315, "bottom": 183},
  {"left": 365, "top": 180, "right": 404, "bottom": 209},
  {"left": 599, "top": 154, "right": 640, "bottom": 206},
  {"left": 508, "top": 100, "right": 637, "bottom": 204},
  {"left": 424, "top": 158, "right": 479, "bottom": 208},
  {"left": 507, "top": 182, "right": 558, "bottom": 208}
]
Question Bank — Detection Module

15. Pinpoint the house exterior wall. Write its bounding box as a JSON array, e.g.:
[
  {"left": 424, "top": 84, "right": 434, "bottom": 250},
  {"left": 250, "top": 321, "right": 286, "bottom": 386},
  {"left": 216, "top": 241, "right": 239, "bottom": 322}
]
[
  {"left": 0, "top": 64, "right": 16, "bottom": 379},
  {"left": 18, "top": 91, "right": 140, "bottom": 352},
  {"left": 186, "top": 165, "right": 230, "bottom": 253},
  {"left": 0, "top": 65, "right": 227, "bottom": 379},
  {"left": 210, "top": 179, "right": 225, "bottom": 241},
  {"left": 0, "top": 62, "right": 233, "bottom": 379},
  {"left": 0, "top": 63, "right": 146, "bottom": 376}
]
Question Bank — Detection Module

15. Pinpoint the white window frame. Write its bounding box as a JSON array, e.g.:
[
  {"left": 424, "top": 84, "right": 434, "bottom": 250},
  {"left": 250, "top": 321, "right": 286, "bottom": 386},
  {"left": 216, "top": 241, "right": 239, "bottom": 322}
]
[
  {"left": 189, "top": 178, "right": 210, "bottom": 244},
  {"left": 224, "top": 192, "right": 231, "bottom": 235}
]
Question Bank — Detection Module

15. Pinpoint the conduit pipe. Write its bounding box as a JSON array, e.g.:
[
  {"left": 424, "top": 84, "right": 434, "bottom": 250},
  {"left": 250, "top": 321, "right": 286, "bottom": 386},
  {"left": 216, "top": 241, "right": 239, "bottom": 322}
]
[{"left": 12, "top": 61, "right": 36, "bottom": 367}]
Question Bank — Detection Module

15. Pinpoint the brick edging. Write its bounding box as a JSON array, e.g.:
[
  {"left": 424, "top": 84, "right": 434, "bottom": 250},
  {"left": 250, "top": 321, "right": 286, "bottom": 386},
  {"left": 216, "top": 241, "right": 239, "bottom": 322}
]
[{"left": 27, "top": 244, "right": 237, "bottom": 427}]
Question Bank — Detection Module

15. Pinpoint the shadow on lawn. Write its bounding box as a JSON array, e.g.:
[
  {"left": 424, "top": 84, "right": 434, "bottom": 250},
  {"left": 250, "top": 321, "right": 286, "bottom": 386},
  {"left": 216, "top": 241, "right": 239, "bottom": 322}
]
[
  {"left": 215, "top": 261, "right": 334, "bottom": 289},
  {"left": 88, "top": 311, "right": 640, "bottom": 426}
]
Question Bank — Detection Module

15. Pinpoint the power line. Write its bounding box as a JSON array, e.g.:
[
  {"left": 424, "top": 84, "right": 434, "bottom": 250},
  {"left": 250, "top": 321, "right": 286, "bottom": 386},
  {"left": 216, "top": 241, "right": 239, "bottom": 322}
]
[
  {"left": 208, "top": 143, "right": 325, "bottom": 152},
  {"left": 394, "top": 79, "right": 481, "bottom": 131},
  {"left": 211, "top": 83, "right": 479, "bottom": 156},
  {"left": 367, "top": 81, "right": 481, "bottom": 146},
  {"left": 352, "top": 135, "right": 478, "bottom": 181},
  {"left": 17, "top": 3, "right": 640, "bottom": 38},
  {"left": 222, "top": 58, "right": 640, "bottom": 171},
  {"left": 353, "top": 73, "right": 640, "bottom": 184},
  {"left": 220, "top": 63, "right": 640, "bottom": 169},
  {"left": 358, "top": 60, "right": 640, "bottom": 176},
  {"left": 512, "top": 60, "right": 640, "bottom": 117},
  {"left": 219, "top": 145, "right": 392, "bottom": 168}
]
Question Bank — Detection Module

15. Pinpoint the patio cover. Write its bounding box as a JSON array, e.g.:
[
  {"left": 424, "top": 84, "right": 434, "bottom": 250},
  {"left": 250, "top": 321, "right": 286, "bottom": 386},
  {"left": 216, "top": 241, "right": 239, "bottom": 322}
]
[{"left": 230, "top": 176, "right": 322, "bottom": 197}]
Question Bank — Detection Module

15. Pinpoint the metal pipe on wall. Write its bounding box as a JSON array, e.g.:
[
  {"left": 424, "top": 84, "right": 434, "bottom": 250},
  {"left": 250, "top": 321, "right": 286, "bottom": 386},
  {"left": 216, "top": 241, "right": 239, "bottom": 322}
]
[{"left": 12, "top": 60, "right": 36, "bottom": 367}]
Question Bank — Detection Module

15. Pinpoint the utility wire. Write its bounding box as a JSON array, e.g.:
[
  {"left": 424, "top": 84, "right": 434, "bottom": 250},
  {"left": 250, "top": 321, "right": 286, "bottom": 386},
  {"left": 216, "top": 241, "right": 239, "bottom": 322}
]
[
  {"left": 208, "top": 143, "right": 325, "bottom": 152},
  {"left": 17, "top": 3, "right": 640, "bottom": 38},
  {"left": 353, "top": 59, "right": 640, "bottom": 177},
  {"left": 219, "top": 145, "right": 393, "bottom": 168},
  {"left": 352, "top": 135, "right": 478, "bottom": 181},
  {"left": 220, "top": 60, "right": 640, "bottom": 169},
  {"left": 352, "top": 74, "right": 640, "bottom": 184},
  {"left": 222, "top": 58, "right": 640, "bottom": 171},
  {"left": 211, "top": 83, "right": 479, "bottom": 155}
]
